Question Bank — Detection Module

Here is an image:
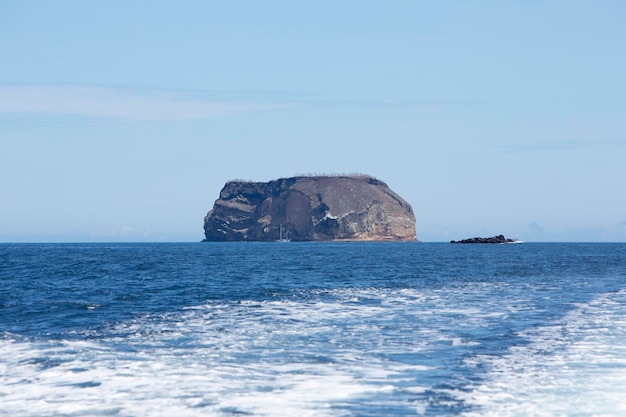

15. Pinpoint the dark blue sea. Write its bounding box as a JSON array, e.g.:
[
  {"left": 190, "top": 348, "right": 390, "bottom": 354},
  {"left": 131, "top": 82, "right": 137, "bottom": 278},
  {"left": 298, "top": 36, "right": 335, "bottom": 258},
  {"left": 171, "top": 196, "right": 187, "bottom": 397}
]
[{"left": 1, "top": 242, "right": 625, "bottom": 416}]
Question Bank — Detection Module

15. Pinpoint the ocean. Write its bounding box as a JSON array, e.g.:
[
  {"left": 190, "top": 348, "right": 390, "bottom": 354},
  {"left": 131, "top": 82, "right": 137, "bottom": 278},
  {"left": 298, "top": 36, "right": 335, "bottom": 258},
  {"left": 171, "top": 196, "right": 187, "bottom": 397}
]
[{"left": 1, "top": 242, "right": 625, "bottom": 416}]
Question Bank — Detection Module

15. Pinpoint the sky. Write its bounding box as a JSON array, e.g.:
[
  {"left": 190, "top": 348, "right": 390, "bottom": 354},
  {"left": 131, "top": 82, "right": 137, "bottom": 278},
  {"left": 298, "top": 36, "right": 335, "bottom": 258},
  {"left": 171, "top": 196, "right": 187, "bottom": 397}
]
[{"left": 1, "top": 1, "right": 625, "bottom": 242}]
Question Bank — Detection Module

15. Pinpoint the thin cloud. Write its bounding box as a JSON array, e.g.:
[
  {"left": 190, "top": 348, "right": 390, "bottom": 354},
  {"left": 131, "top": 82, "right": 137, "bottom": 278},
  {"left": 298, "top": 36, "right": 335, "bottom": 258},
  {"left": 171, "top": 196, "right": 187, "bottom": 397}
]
[
  {"left": 498, "top": 139, "right": 625, "bottom": 154},
  {"left": 0, "top": 84, "right": 291, "bottom": 121}
]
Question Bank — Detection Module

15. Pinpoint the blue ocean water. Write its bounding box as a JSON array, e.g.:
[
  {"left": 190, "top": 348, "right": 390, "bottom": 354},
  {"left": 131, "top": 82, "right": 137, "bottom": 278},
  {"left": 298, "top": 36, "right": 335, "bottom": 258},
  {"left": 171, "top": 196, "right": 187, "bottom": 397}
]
[{"left": 1, "top": 242, "right": 625, "bottom": 416}]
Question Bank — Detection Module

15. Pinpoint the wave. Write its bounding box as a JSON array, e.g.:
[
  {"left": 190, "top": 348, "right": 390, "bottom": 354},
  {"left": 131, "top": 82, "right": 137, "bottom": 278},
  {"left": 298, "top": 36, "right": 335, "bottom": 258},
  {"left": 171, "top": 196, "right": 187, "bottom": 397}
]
[
  {"left": 0, "top": 288, "right": 441, "bottom": 416},
  {"left": 3, "top": 284, "right": 625, "bottom": 416},
  {"left": 460, "top": 289, "right": 626, "bottom": 416}
]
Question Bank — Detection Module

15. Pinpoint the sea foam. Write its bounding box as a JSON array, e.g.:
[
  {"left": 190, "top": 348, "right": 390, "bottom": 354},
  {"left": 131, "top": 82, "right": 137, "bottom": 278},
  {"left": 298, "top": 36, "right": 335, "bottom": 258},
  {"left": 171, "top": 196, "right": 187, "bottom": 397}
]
[{"left": 462, "top": 290, "right": 626, "bottom": 416}]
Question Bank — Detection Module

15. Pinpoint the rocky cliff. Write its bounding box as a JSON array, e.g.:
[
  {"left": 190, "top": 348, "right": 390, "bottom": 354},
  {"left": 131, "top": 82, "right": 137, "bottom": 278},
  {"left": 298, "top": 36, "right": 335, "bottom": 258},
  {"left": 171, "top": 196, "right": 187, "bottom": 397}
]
[{"left": 203, "top": 175, "right": 417, "bottom": 242}]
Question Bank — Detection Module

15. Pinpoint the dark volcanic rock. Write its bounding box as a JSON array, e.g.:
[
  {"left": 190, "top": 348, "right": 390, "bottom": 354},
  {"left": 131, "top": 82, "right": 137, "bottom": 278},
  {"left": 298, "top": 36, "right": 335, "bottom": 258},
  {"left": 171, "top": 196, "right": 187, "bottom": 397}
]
[
  {"left": 450, "top": 234, "right": 516, "bottom": 244},
  {"left": 203, "top": 175, "right": 417, "bottom": 242}
]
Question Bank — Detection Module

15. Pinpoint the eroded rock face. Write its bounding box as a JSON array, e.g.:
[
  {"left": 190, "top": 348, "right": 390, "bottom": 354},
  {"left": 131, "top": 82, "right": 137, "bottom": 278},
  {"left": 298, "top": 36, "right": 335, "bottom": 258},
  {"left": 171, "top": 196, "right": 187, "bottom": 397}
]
[{"left": 203, "top": 176, "right": 417, "bottom": 242}]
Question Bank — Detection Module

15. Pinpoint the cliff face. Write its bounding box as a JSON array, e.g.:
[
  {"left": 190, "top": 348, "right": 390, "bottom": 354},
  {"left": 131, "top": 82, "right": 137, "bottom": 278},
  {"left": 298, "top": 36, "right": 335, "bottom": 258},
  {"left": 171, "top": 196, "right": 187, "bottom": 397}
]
[{"left": 203, "top": 175, "right": 417, "bottom": 242}]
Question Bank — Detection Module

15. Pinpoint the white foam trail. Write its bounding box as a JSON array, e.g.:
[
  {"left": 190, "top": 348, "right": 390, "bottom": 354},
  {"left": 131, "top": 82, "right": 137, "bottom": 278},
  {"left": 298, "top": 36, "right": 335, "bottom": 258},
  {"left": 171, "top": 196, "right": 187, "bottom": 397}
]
[
  {"left": 8, "top": 284, "right": 619, "bottom": 416},
  {"left": 0, "top": 288, "right": 441, "bottom": 417},
  {"left": 461, "top": 290, "right": 626, "bottom": 417}
]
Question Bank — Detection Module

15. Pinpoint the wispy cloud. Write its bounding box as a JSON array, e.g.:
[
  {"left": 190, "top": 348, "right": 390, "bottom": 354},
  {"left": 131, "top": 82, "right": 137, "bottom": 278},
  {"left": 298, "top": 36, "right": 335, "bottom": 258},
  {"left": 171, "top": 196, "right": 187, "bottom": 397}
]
[
  {"left": 497, "top": 139, "right": 625, "bottom": 154},
  {"left": 0, "top": 84, "right": 291, "bottom": 121},
  {"left": 0, "top": 84, "right": 485, "bottom": 122}
]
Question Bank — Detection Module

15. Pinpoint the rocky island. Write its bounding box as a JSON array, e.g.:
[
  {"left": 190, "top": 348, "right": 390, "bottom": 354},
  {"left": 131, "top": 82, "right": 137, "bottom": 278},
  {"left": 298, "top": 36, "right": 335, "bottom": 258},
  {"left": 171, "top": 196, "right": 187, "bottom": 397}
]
[
  {"left": 203, "top": 175, "right": 417, "bottom": 242},
  {"left": 450, "top": 235, "right": 520, "bottom": 244}
]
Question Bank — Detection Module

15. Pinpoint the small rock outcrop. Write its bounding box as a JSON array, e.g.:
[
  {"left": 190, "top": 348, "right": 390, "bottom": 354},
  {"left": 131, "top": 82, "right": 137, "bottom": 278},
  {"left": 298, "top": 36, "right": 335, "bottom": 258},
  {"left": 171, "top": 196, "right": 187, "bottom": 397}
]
[
  {"left": 203, "top": 175, "right": 417, "bottom": 242},
  {"left": 451, "top": 235, "right": 517, "bottom": 244}
]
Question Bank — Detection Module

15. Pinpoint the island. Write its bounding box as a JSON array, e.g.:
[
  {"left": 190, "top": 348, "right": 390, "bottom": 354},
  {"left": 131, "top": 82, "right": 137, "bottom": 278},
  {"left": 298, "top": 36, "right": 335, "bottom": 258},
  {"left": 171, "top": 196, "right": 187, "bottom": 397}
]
[
  {"left": 450, "top": 235, "right": 521, "bottom": 244},
  {"left": 203, "top": 175, "right": 417, "bottom": 242}
]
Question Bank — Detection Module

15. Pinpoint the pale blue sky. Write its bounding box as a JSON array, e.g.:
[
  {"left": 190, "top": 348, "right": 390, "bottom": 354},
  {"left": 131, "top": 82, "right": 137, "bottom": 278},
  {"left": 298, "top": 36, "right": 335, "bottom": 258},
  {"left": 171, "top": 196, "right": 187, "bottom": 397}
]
[{"left": 1, "top": 1, "right": 625, "bottom": 242}]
